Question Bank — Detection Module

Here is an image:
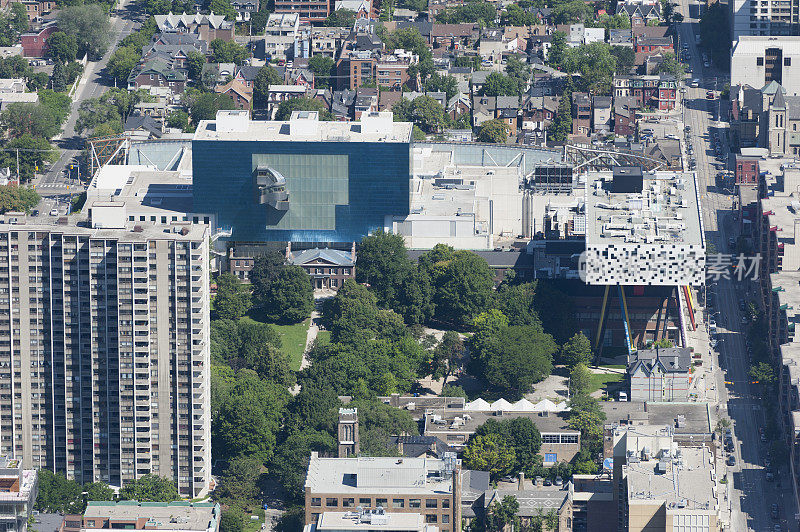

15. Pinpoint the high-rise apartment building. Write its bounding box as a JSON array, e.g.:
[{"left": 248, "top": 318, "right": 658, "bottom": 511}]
[
  {"left": 731, "top": 0, "right": 800, "bottom": 39},
  {"left": 0, "top": 219, "right": 212, "bottom": 498}
]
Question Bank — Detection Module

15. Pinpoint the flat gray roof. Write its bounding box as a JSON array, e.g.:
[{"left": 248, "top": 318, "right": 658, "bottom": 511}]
[
  {"left": 585, "top": 170, "right": 703, "bottom": 248},
  {"left": 83, "top": 501, "right": 218, "bottom": 531}
]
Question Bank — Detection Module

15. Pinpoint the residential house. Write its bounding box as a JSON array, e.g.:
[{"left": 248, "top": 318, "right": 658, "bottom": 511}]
[
  {"left": 616, "top": 1, "right": 660, "bottom": 23},
  {"left": 645, "top": 139, "right": 682, "bottom": 169},
  {"left": 265, "top": 84, "right": 307, "bottom": 118},
  {"left": 627, "top": 346, "right": 691, "bottom": 401},
  {"left": 274, "top": 0, "right": 331, "bottom": 23},
  {"left": 478, "top": 28, "right": 504, "bottom": 63},
  {"left": 335, "top": 0, "right": 373, "bottom": 18},
  {"left": 472, "top": 95, "right": 496, "bottom": 128},
  {"left": 230, "top": 0, "right": 258, "bottom": 21},
  {"left": 609, "top": 28, "right": 633, "bottom": 47},
  {"left": 572, "top": 92, "right": 591, "bottom": 136},
  {"left": 331, "top": 89, "right": 356, "bottom": 119},
  {"left": 520, "top": 90, "right": 558, "bottom": 144},
  {"left": 310, "top": 27, "right": 349, "bottom": 58},
  {"left": 734, "top": 154, "right": 760, "bottom": 185},
  {"left": 143, "top": 33, "right": 208, "bottom": 68},
  {"left": 154, "top": 12, "right": 235, "bottom": 42},
  {"left": 215, "top": 78, "right": 253, "bottom": 109},
  {"left": 470, "top": 70, "right": 490, "bottom": 94},
  {"left": 495, "top": 95, "right": 520, "bottom": 137},
  {"left": 613, "top": 73, "right": 678, "bottom": 111},
  {"left": 13, "top": 0, "right": 56, "bottom": 21},
  {"left": 431, "top": 23, "right": 478, "bottom": 50},
  {"left": 286, "top": 66, "right": 315, "bottom": 88},
  {"left": 20, "top": 23, "right": 56, "bottom": 57},
  {"left": 388, "top": 19, "right": 433, "bottom": 44},
  {"left": 123, "top": 114, "right": 164, "bottom": 140},
  {"left": 127, "top": 57, "right": 187, "bottom": 93},
  {"left": 263, "top": 13, "right": 300, "bottom": 62},
  {"left": 613, "top": 95, "right": 640, "bottom": 135},
  {"left": 286, "top": 244, "right": 355, "bottom": 290},
  {"left": 634, "top": 34, "right": 673, "bottom": 54},
  {"left": 378, "top": 90, "right": 403, "bottom": 111},
  {"left": 447, "top": 92, "right": 471, "bottom": 120},
  {"left": 592, "top": 95, "right": 612, "bottom": 134},
  {"left": 353, "top": 87, "right": 378, "bottom": 118},
  {"left": 233, "top": 64, "right": 260, "bottom": 89}
]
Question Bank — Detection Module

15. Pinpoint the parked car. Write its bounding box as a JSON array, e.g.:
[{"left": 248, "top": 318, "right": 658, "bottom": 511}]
[
  {"left": 726, "top": 455, "right": 736, "bottom": 466},
  {"left": 771, "top": 504, "right": 779, "bottom": 519},
  {"left": 707, "top": 90, "right": 715, "bottom": 99}
]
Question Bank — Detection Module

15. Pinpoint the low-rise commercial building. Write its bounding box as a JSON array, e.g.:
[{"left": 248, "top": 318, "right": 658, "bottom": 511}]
[
  {"left": 60, "top": 501, "right": 220, "bottom": 532},
  {"left": 0, "top": 457, "right": 37, "bottom": 532}
]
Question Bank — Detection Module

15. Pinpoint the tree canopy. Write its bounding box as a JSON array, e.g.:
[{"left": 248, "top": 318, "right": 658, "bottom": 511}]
[
  {"left": 119, "top": 475, "right": 180, "bottom": 502},
  {"left": 57, "top": 5, "right": 111, "bottom": 60}
]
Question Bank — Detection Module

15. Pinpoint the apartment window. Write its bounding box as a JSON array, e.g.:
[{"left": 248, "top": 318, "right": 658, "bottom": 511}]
[
  {"left": 758, "top": 57, "right": 764, "bottom": 65},
  {"left": 426, "top": 499, "right": 438, "bottom": 509},
  {"left": 786, "top": 57, "right": 792, "bottom": 66},
  {"left": 359, "top": 498, "right": 371, "bottom": 506},
  {"left": 310, "top": 498, "right": 321, "bottom": 506},
  {"left": 325, "top": 498, "right": 337, "bottom": 507},
  {"left": 410, "top": 499, "right": 421, "bottom": 509},
  {"left": 442, "top": 499, "right": 450, "bottom": 509},
  {"left": 342, "top": 498, "right": 354, "bottom": 508},
  {"left": 393, "top": 499, "right": 405, "bottom": 508},
  {"left": 376, "top": 498, "right": 387, "bottom": 507},
  {"left": 425, "top": 515, "right": 438, "bottom": 523}
]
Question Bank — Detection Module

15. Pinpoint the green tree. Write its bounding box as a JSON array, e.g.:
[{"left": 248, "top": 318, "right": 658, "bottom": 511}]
[
  {"left": 208, "top": 0, "right": 238, "bottom": 19},
  {"left": 47, "top": 32, "right": 78, "bottom": 63},
  {"left": 505, "top": 56, "right": 531, "bottom": 90},
  {"left": 425, "top": 248, "right": 495, "bottom": 327},
  {"left": 356, "top": 230, "right": 414, "bottom": 308},
  {"left": 39, "top": 89, "right": 72, "bottom": 124},
  {"left": 214, "top": 273, "right": 251, "bottom": 320},
  {"left": 610, "top": 45, "right": 635, "bottom": 74},
  {"left": 481, "top": 72, "right": 519, "bottom": 97},
  {"left": 477, "top": 119, "right": 510, "bottom": 143},
  {"left": 469, "top": 309, "right": 509, "bottom": 367},
  {"left": 167, "top": 110, "right": 190, "bottom": 131},
  {"left": 657, "top": 51, "right": 685, "bottom": 81},
  {"left": 569, "top": 363, "right": 592, "bottom": 397},
  {"left": 8, "top": 2, "right": 28, "bottom": 35},
  {"left": 0, "top": 135, "right": 58, "bottom": 180},
  {"left": 211, "top": 319, "right": 293, "bottom": 385},
  {"left": 496, "top": 282, "right": 541, "bottom": 327},
  {"left": 661, "top": 0, "right": 675, "bottom": 23},
  {"left": 430, "top": 330, "right": 465, "bottom": 383},
  {"left": 0, "top": 186, "right": 40, "bottom": 213},
  {"left": 485, "top": 495, "right": 520, "bottom": 532},
  {"left": 186, "top": 50, "right": 206, "bottom": 81},
  {"left": 57, "top": 5, "right": 111, "bottom": 60},
  {"left": 552, "top": 0, "right": 592, "bottom": 23},
  {"left": 560, "top": 332, "right": 592, "bottom": 368},
  {"left": 51, "top": 61, "right": 67, "bottom": 92},
  {"left": 324, "top": 8, "right": 356, "bottom": 26},
  {"left": 308, "top": 54, "right": 335, "bottom": 89},
  {"left": 407, "top": 95, "right": 448, "bottom": 133},
  {"left": 270, "top": 430, "right": 337, "bottom": 501},
  {"left": 435, "top": 1, "right": 495, "bottom": 24},
  {"left": 119, "top": 475, "right": 180, "bottom": 502},
  {"left": 568, "top": 394, "right": 606, "bottom": 454},
  {"left": 107, "top": 46, "right": 140, "bottom": 86},
  {"left": 562, "top": 42, "right": 617, "bottom": 94},
  {"left": 482, "top": 326, "right": 556, "bottom": 398},
  {"left": 263, "top": 266, "right": 314, "bottom": 323},
  {"left": 83, "top": 482, "right": 115, "bottom": 503},
  {"left": 349, "top": 397, "right": 418, "bottom": 456},
  {"left": 210, "top": 38, "right": 248, "bottom": 64},
  {"left": 424, "top": 72, "right": 459, "bottom": 102},
  {"left": 34, "top": 470, "right": 83, "bottom": 513},
  {"left": 144, "top": 0, "right": 172, "bottom": 14},
  {"left": 463, "top": 433, "right": 516, "bottom": 480},
  {"left": 750, "top": 361, "right": 775, "bottom": 385},
  {"left": 474, "top": 417, "right": 541, "bottom": 474},
  {"left": 442, "top": 384, "right": 467, "bottom": 397},
  {"left": 253, "top": 65, "right": 283, "bottom": 109},
  {"left": 502, "top": 3, "right": 535, "bottom": 25},
  {"left": 189, "top": 91, "right": 235, "bottom": 124},
  {"left": 548, "top": 31, "right": 567, "bottom": 67},
  {"left": 219, "top": 509, "right": 246, "bottom": 532},
  {"left": 249, "top": 250, "right": 287, "bottom": 304},
  {"left": 216, "top": 455, "right": 263, "bottom": 501},
  {"left": 1, "top": 102, "right": 60, "bottom": 139},
  {"left": 275, "top": 97, "right": 334, "bottom": 120}
]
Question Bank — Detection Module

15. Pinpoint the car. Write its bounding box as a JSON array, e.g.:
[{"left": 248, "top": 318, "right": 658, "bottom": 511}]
[
  {"left": 704, "top": 60, "right": 710, "bottom": 68},
  {"left": 774, "top": 525, "right": 782, "bottom": 532},
  {"left": 641, "top": 128, "right": 655, "bottom": 135},
  {"left": 708, "top": 320, "right": 717, "bottom": 329},
  {"left": 543, "top": 478, "right": 552, "bottom": 486},
  {"left": 30, "top": 209, "right": 38, "bottom": 217},
  {"left": 761, "top": 433, "right": 767, "bottom": 443},
  {"left": 49, "top": 208, "right": 58, "bottom": 216},
  {"left": 690, "top": 79, "right": 700, "bottom": 87},
  {"left": 726, "top": 455, "right": 736, "bottom": 466},
  {"left": 554, "top": 476, "right": 563, "bottom": 486},
  {"left": 707, "top": 90, "right": 715, "bottom": 99},
  {"left": 771, "top": 504, "right": 779, "bottom": 519}
]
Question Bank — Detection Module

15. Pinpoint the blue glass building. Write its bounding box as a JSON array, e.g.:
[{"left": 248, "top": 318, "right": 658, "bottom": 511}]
[{"left": 192, "top": 111, "right": 412, "bottom": 243}]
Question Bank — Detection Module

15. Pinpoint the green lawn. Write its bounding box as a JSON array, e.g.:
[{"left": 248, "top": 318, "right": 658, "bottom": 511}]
[
  {"left": 241, "top": 507, "right": 265, "bottom": 532},
  {"left": 316, "top": 329, "right": 331, "bottom": 346},
  {"left": 589, "top": 372, "right": 625, "bottom": 395},
  {"left": 272, "top": 319, "right": 311, "bottom": 371}
]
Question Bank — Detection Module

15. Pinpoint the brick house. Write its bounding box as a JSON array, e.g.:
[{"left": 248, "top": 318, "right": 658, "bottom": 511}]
[
  {"left": 215, "top": 79, "right": 252, "bottom": 110},
  {"left": 734, "top": 154, "right": 759, "bottom": 185},
  {"left": 20, "top": 23, "right": 56, "bottom": 57},
  {"left": 286, "top": 244, "right": 356, "bottom": 290},
  {"left": 572, "top": 92, "right": 591, "bottom": 136},
  {"left": 627, "top": 346, "right": 691, "bottom": 402},
  {"left": 614, "top": 74, "right": 677, "bottom": 111},
  {"left": 127, "top": 58, "right": 187, "bottom": 93}
]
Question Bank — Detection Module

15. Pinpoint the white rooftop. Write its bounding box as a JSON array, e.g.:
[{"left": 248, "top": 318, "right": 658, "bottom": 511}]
[
  {"left": 312, "top": 511, "right": 435, "bottom": 531},
  {"left": 90, "top": 164, "right": 158, "bottom": 194},
  {"left": 194, "top": 110, "right": 413, "bottom": 143}
]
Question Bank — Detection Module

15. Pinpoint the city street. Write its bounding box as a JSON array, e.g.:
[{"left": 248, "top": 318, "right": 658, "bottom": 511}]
[
  {"left": 675, "top": 0, "right": 799, "bottom": 529},
  {"left": 35, "top": 0, "right": 139, "bottom": 197}
]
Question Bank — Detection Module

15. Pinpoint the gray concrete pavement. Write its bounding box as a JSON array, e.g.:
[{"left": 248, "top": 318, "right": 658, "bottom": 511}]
[
  {"left": 36, "top": 0, "right": 138, "bottom": 191},
  {"left": 675, "top": 0, "right": 797, "bottom": 529}
]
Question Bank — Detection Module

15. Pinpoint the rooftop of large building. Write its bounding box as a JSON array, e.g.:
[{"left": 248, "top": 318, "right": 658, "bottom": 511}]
[
  {"left": 483, "top": 482, "right": 570, "bottom": 516},
  {"left": 306, "top": 510, "right": 437, "bottom": 532},
  {"left": 304, "top": 454, "right": 458, "bottom": 495},
  {"left": 614, "top": 425, "right": 715, "bottom": 512},
  {"left": 0, "top": 214, "right": 209, "bottom": 242},
  {"left": 82, "top": 501, "right": 219, "bottom": 531},
  {"left": 88, "top": 165, "right": 195, "bottom": 217},
  {"left": 584, "top": 168, "right": 703, "bottom": 248},
  {"left": 194, "top": 110, "right": 413, "bottom": 143}
]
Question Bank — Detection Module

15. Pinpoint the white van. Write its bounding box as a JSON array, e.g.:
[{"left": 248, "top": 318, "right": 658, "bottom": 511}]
[{"left": 618, "top": 391, "right": 629, "bottom": 402}]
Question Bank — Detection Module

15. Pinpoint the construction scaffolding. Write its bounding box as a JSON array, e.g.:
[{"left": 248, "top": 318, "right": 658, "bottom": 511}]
[
  {"left": 88, "top": 135, "right": 130, "bottom": 177},
  {"left": 564, "top": 144, "right": 666, "bottom": 172}
]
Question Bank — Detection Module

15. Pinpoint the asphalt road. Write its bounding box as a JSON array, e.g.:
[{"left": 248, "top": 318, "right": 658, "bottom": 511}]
[
  {"left": 676, "top": 1, "right": 798, "bottom": 530},
  {"left": 37, "top": 0, "right": 138, "bottom": 192}
]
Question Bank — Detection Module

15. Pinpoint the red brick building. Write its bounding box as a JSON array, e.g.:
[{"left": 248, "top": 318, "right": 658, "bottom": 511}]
[
  {"left": 735, "top": 154, "right": 759, "bottom": 185},
  {"left": 572, "top": 92, "right": 592, "bottom": 136},
  {"left": 614, "top": 74, "right": 677, "bottom": 111},
  {"left": 20, "top": 23, "right": 56, "bottom": 57}
]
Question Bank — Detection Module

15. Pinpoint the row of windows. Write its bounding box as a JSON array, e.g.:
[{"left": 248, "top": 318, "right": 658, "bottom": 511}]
[{"left": 310, "top": 496, "right": 448, "bottom": 510}]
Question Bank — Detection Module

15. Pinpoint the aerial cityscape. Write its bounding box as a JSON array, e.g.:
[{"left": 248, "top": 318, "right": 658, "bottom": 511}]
[{"left": 0, "top": 0, "right": 792, "bottom": 528}]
